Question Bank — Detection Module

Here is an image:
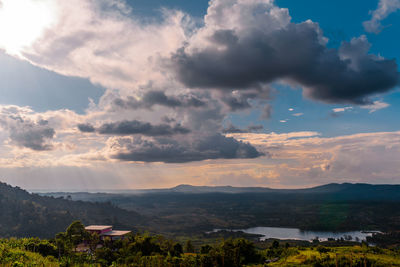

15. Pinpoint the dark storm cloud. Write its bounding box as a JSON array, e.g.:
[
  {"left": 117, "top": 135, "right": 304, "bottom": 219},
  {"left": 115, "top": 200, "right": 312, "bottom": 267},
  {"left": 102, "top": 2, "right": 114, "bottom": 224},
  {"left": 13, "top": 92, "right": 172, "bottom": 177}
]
[
  {"left": 111, "top": 134, "right": 264, "bottom": 163},
  {"left": 218, "top": 86, "right": 272, "bottom": 111},
  {"left": 247, "top": 124, "right": 264, "bottom": 132},
  {"left": 222, "top": 123, "right": 263, "bottom": 133},
  {"left": 0, "top": 111, "right": 56, "bottom": 151},
  {"left": 7, "top": 121, "right": 55, "bottom": 151},
  {"left": 77, "top": 123, "right": 95, "bottom": 133},
  {"left": 171, "top": 24, "right": 399, "bottom": 104},
  {"left": 221, "top": 93, "right": 252, "bottom": 111},
  {"left": 222, "top": 124, "right": 245, "bottom": 133},
  {"left": 113, "top": 90, "right": 206, "bottom": 110},
  {"left": 10, "top": 125, "right": 55, "bottom": 151},
  {"left": 78, "top": 120, "right": 190, "bottom": 136}
]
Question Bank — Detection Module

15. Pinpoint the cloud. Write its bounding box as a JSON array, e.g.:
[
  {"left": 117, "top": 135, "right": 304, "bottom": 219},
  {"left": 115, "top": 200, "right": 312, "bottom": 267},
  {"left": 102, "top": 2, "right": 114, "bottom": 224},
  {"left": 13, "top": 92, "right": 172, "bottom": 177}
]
[
  {"left": 360, "top": 100, "right": 390, "bottom": 113},
  {"left": 3, "top": 130, "right": 399, "bottom": 190},
  {"left": 220, "top": 92, "right": 252, "bottom": 111},
  {"left": 113, "top": 90, "right": 206, "bottom": 110},
  {"left": 222, "top": 123, "right": 263, "bottom": 133},
  {"left": 363, "top": 0, "right": 400, "bottom": 33},
  {"left": 260, "top": 104, "right": 272, "bottom": 120},
  {"left": 227, "top": 131, "right": 321, "bottom": 144},
  {"left": 331, "top": 100, "right": 389, "bottom": 114},
  {"left": 218, "top": 87, "right": 272, "bottom": 111},
  {"left": 170, "top": 0, "right": 399, "bottom": 104},
  {"left": 9, "top": 122, "right": 55, "bottom": 151},
  {"left": 226, "top": 131, "right": 400, "bottom": 187},
  {"left": 78, "top": 120, "right": 191, "bottom": 136},
  {"left": 77, "top": 123, "right": 95, "bottom": 133},
  {"left": 247, "top": 124, "right": 264, "bottom": 132},
  {"left": 292, "top": 113, "right": 303, "bottom": 117},
  {"left": 0, "top": 106, "right": 55, "bottom": 150},
  {"left": 10, "top": 0, "right": 190, "bottom": 92},
  {"left": 332, "top": 107, "right": 353, "bottom": 113},
  {"left": 108, "top": 133, "right": 264, "bottom": 163}
]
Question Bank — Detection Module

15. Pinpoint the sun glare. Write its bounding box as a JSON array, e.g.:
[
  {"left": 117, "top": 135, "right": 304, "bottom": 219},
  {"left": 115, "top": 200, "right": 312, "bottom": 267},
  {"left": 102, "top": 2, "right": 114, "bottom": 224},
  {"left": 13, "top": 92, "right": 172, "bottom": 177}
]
[{"left": 0, "top": 0, "right": 57, "bottom": 55}]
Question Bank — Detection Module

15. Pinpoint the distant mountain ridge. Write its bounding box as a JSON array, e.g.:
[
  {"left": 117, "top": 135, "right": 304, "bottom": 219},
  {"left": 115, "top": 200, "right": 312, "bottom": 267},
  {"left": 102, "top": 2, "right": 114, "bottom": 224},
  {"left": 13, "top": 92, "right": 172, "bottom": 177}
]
[
  {"left": 167, "top": 183, "right": 400, "bottom": 197},
  {"left": 40, "top": 182, "right": 400, "bottom": 202},
  {"left": 41, "top": 182, "right": 400, "bottom": 193}
]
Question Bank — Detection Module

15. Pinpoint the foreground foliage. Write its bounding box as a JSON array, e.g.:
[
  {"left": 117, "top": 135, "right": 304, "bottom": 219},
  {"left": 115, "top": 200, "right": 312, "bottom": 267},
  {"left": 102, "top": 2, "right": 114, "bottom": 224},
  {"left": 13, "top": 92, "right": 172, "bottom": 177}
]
[{"left": 1, "top": 221, "right": 400, "bottom": 266}]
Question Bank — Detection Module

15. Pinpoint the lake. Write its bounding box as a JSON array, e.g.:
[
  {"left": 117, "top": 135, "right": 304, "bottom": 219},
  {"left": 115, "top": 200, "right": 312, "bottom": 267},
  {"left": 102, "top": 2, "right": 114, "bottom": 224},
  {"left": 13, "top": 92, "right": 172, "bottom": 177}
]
[{"left": 210, "top": 227, "right": 377, "bottom": 242}]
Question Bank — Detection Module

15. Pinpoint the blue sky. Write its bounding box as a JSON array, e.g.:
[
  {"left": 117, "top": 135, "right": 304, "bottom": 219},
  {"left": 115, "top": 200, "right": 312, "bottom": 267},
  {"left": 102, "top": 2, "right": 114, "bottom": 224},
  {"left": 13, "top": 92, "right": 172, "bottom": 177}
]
[{"left": 0, "top": 0, "right": 399, "bottom": 190}]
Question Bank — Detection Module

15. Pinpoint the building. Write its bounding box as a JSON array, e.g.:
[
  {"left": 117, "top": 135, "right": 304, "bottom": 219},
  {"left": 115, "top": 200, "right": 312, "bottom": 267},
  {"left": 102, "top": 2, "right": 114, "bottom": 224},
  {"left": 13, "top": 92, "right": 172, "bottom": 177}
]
[{"left": 85, "top": 225, "right": 131, "bottom": 241}]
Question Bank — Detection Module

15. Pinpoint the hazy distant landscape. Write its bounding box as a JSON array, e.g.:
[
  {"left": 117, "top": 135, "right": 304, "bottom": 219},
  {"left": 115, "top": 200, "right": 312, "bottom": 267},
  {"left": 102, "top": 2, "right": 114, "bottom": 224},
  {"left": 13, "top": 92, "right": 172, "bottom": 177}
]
[{"left": 19, "top": 182, "right": 400, "bottom": 237}]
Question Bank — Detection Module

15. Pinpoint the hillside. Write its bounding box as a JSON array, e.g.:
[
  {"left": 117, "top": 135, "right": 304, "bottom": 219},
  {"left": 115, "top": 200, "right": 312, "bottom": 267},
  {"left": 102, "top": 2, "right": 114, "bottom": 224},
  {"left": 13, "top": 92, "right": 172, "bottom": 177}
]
[
  {"left": 0, "top": 182, "right": 142, "bottom": 238},
  {"left": 40, "top": 183, "right": 400, "bottom": 235}
]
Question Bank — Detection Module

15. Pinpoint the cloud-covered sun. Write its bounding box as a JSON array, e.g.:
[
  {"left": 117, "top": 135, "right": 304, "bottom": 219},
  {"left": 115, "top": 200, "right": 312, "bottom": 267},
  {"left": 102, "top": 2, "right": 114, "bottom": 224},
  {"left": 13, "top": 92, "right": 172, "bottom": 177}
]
[{"left": 0, "top": 0, "right": 57, "bottom": 55}]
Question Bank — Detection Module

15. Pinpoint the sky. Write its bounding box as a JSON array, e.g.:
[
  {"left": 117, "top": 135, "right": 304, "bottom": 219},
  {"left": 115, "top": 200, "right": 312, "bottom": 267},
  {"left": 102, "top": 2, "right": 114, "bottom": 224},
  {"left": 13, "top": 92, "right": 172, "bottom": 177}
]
[{"left": 0, "top": 0, "right": 399, "bottom": 191}]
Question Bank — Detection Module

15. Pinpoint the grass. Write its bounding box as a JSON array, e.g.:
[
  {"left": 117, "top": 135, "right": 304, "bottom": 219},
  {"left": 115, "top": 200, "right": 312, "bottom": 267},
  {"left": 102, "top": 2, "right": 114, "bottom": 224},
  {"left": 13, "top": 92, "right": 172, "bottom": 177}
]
[
  {"left": 0, "top": 245, "right": 59, "bottom": 267},
  {"left": 267, "top": 246, "right": 400, "bottom": 266}
]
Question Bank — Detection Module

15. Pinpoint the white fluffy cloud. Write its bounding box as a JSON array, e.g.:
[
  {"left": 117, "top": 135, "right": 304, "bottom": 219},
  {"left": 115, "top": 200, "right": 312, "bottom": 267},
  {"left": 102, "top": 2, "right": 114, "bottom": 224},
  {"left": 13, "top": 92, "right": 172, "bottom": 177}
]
[
  {"left": 361, "top": 100, "right": 390, "bottom": 113},
  {"left": 363, "top": 0, "right": 400, "bottom": 33},
  {"left": 7, "top": 0, "right": 189, "bottom": 92}
]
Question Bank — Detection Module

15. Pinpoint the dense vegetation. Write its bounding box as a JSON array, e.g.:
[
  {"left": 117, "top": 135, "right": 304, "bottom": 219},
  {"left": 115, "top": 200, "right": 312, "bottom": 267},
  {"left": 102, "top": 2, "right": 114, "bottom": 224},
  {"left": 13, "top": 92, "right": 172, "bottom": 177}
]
[
  {"left": 4, "top": 181, "right": 400, "bottom": 239},
  {"left": 1, "top": 221, "right": 400, "bottom": 266},
  {"left": 44, "top": 184, "right": 400, "bottom": 235},
  {"left": 0, "top": 182, "right": 143, "bottom": 238}
]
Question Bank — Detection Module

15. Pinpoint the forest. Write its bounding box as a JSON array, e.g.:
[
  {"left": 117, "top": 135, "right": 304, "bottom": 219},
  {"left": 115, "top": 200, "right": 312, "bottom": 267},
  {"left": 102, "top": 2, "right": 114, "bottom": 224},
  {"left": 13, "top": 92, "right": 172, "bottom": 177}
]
[{"left": 0, "top": 182, "right": 142, "bottom": 238}]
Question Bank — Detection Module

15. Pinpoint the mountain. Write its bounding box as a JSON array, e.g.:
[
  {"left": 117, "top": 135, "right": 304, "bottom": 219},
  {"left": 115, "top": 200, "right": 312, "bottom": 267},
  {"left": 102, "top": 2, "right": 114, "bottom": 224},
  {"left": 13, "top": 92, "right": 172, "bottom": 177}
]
[
  {"left": 0, "top": 182, "right": 142, "bottom": 238},
  {"left": 168, "top": 183, "right": 400, "bottom": 198},
  {"left": 38, "top": 182, "right": 400, "bottom": 197},
  {"left": 167, "top": 184, "right": 275, "bottom": 193}
]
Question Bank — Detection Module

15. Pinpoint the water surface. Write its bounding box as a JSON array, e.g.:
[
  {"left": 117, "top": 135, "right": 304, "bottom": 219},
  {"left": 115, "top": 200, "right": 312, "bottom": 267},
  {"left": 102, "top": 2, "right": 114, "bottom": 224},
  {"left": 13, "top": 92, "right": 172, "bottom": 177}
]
[{"left": 212, "top": 227, "right": 377, "bottom": 242}]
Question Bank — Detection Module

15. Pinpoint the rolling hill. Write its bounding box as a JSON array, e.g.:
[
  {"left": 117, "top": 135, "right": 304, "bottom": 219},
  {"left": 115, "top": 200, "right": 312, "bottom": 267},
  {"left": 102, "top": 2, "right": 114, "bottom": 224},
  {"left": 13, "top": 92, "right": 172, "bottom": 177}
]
[{"left": 0, "top": 182, "right": 143, "bottom": 238}]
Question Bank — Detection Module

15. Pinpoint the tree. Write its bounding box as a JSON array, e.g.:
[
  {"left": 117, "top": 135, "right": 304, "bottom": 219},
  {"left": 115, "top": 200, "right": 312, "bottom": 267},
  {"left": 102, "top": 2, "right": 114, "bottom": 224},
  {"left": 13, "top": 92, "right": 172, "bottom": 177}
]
[
  {"left": 185, "top": 240, "right": 195, "bottom": 253},
  {"left": 271, "top": 240, "right": 280, "bottom": 249},
  {"left": 87, "top": 232, "right": 100, "bottom": 261},
  {"left": 66, "top": 221, "right": 87, "bottom": 252},
  {"left": 55, "top": 232, "right": 68, "bottom": 258},
  {"left": 200, "top": 244, "right": 212, "bottom": 254},
  {"left": 171, "top": 242, "right": 183, "bottom": 257}
]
